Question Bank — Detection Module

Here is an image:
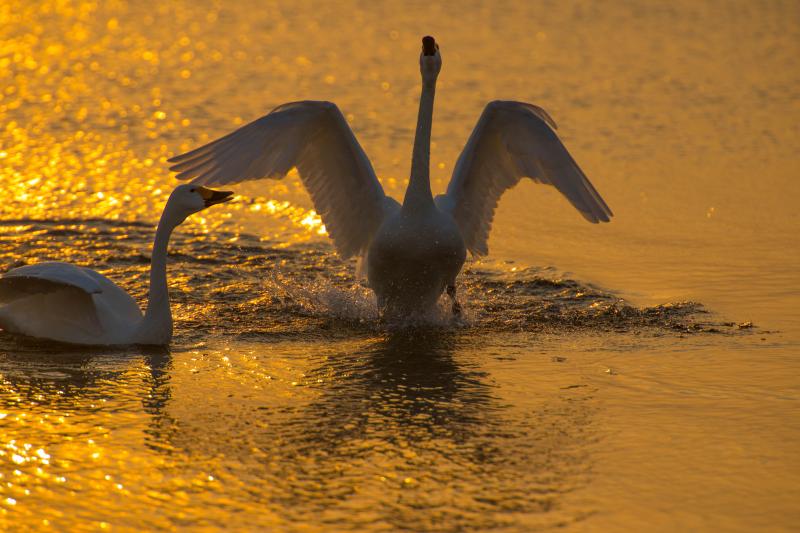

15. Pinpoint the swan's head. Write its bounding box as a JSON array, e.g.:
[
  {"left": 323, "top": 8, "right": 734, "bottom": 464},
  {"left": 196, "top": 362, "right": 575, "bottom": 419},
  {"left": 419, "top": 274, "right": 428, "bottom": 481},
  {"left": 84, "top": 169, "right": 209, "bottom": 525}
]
[
  {"left": 165, "top": 184, "right": 234, "bottom": 224},
  {"left": 420, "top": 35, "right": 441, "bottom": 87}
]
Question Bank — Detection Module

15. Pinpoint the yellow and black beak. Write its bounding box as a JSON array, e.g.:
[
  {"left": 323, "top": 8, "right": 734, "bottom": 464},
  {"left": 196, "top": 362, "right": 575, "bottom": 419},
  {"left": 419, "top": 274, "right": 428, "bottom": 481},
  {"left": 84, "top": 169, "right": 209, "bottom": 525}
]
[{"left": 198, "top": 186, "right": 234, "bottom": 207}]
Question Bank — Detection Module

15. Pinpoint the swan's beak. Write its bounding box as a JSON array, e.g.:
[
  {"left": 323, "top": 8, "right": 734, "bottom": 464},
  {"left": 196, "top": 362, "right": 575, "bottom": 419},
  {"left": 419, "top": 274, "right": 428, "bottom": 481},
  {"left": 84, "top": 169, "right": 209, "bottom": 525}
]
[
  {"left": 422, "top": 35, "right": 437, "bottom": 56},
  {"left": 198, "top": 186, "right": 234, "bottom": 207}
]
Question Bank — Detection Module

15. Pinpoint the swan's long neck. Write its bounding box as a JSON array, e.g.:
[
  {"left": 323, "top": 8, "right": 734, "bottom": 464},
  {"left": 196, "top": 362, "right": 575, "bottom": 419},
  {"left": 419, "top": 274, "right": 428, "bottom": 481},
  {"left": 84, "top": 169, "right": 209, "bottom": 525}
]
[
  {"left": 134, "top": 210, "right": 178, "bottom": 344},
  {"left": 403, "top": 80, "right": 436, "bottom": 212}
]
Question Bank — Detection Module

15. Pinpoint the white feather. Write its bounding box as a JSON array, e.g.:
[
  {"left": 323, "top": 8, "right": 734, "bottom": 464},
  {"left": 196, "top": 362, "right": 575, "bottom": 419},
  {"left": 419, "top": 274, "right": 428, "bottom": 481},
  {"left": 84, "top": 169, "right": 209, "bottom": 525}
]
[
  {"left": 0, "top": 185, "right": 232, "bottom": 345},
  {"left": 169, "top": 41, "right": 612, "bottom": 317},
  {"left": 0, "top": 262, "right": 141, "bottom": 344},
  {"left": 169, "top": 101, "right": 392, "bottom": 258},
  {"left": 440, "top": 100, "right": 613, "bottom": 256},
  {"left": 0, "top": 262, "right": 104, "bottom": 295}
]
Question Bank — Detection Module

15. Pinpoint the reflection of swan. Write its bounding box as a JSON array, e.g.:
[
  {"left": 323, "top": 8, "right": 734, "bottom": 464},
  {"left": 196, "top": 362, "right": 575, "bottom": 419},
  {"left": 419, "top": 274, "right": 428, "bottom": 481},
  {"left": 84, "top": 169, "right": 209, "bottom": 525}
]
[
  {"left": 0, "top": 185, "right": 232, "bottom": 346},
  {"left": 293, "top": 330, "right": 480, "bottom": 445},
  {"left": 170, "top": 35, "right": 612, "bottom": 316}
]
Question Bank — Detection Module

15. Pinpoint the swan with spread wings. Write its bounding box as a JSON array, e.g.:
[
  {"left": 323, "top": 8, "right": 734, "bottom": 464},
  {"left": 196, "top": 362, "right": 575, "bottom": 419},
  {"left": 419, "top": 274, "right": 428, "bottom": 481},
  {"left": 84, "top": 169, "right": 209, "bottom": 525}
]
[{"left": 169, "top": 36, "right": 612, "bottom": 317}]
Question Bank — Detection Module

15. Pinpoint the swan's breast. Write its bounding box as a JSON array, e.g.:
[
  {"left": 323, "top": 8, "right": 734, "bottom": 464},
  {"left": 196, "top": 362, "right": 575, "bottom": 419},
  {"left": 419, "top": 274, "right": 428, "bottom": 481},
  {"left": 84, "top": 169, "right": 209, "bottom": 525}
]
[{"left": 368, "top": 209, "right": 466, "bottom": 276}]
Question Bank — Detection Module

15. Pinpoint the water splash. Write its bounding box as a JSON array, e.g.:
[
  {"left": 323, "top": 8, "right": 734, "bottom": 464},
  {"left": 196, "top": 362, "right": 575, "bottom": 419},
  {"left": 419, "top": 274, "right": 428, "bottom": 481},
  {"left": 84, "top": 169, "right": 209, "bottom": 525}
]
[
  {"left": 216, "top": 240, "right": 730, "bottom": 338},
  {"left": 0, "top": 219, "right": 745, "bottom": 345}
]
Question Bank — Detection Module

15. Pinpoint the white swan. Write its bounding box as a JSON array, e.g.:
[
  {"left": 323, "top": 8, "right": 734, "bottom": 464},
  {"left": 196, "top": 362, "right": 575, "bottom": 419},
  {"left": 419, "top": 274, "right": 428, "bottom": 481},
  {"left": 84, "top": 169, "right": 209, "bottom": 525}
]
[
  {"left": 169, "top": 36, "right": 612, "bottom": 316},
  {"left": 0, "top": 184, "right": 233, "bottom": 345}
]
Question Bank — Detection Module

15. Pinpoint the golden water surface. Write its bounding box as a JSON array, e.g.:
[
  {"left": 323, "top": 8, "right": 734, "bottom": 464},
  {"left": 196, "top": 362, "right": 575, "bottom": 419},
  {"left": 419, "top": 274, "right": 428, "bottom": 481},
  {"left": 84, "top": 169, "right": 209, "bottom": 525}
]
[{"left": 0, "top": 0, "right": 798, "bottom": 531}]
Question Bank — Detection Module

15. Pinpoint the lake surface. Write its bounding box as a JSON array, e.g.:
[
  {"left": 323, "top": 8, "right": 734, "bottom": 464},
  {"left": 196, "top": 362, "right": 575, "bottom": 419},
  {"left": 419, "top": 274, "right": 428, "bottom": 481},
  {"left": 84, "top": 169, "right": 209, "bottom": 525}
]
[{"left": 1, "top": 0, "right": 798, "bottom": 531}]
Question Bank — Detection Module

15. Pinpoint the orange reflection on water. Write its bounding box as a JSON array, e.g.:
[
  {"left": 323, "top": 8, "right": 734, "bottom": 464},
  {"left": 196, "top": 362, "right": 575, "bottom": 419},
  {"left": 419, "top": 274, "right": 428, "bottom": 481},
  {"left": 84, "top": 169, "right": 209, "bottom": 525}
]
[
  {"left": 1, "top": 0, "right": 799, "bottom": 531},
  {"left": 0, "top": 0, "right": 330, "bottom": 246}
]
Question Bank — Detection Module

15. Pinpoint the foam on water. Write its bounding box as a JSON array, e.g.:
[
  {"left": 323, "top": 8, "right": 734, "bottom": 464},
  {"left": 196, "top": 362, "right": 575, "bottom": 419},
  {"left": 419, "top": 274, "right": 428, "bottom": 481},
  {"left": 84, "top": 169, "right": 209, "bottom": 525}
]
[{"left": 0, "top": 220, "right": 746, "bottom": 344}]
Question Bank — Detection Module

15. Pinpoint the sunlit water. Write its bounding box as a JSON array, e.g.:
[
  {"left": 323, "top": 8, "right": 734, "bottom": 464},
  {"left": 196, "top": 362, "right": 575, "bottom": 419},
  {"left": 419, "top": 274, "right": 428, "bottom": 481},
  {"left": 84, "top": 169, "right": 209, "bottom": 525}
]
[{"left": 1, "top": 1, "right": 798, "bottom": 531}]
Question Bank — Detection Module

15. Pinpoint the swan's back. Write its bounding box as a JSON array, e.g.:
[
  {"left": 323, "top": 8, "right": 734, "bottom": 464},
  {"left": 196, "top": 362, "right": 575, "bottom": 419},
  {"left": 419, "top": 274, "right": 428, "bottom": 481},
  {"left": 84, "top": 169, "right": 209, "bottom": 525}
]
[{"left": 0, "top": 262, "right": 141, "bottom": 344}]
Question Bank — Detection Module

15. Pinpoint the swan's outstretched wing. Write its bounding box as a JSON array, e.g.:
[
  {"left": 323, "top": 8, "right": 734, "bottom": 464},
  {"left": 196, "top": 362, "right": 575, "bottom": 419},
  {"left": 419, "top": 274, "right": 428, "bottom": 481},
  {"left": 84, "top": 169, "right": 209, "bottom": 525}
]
[
  {"left": 169, "top": 101, "right": 393, "bottom": 258},
  {"left": 438, "top": 100, "right": 613, "bottom": 256}
]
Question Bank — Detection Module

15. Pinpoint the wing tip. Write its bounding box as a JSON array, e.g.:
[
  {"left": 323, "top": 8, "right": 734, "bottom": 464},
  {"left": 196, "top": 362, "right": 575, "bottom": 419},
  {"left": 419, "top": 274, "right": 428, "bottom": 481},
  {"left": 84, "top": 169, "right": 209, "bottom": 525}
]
[
  {"left": 583, "top": 208, "right": 613, "bottom": 224},
  {"left": 595, "top": 212, "right": 614, "bottom": 224},
  {"left": 173, "top": 168, "right": 196, "bottom": 181},
  {"left": 468, "top": 245, "right": 489, "bottom": 258}
]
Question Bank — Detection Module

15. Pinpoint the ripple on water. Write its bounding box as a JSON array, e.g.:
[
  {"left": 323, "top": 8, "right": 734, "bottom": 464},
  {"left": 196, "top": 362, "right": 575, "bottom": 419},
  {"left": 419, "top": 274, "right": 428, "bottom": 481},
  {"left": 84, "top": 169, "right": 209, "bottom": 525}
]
[
  {"left": 0, "top": 219, "right": 755, "bottom": 531},
  {"left": 0, "top": 219, "right": 744, "bottom": 343}
]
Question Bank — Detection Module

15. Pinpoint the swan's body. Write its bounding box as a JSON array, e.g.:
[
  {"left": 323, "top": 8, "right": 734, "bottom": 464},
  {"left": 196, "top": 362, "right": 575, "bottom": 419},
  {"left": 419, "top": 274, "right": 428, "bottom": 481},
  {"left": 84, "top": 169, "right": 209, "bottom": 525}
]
[
  {"left": 0, "top": 185, "right": 232, "bottom": 345},
  {"left": 169, "top": 36, "right": 612, "bottom": 316},
  {"left": 368, "top": 204, "right": 466, "bottom": 314}
]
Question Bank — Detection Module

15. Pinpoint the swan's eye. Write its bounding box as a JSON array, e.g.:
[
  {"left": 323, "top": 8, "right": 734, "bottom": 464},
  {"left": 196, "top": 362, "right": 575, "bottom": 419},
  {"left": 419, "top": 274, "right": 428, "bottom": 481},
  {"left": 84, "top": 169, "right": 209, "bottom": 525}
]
[{"left": 190, "top": 188, "right": 196, "bottom": 193}]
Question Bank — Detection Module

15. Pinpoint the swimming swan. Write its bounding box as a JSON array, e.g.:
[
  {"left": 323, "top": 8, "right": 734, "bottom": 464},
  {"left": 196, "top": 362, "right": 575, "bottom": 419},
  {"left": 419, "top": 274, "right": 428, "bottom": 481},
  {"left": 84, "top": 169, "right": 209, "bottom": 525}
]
[
  {"left": 0, "top": 184, "right": 233, "bottom": 345},
  {"left": 169, "top": 36, "right": 612, "bottom": 316}
]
